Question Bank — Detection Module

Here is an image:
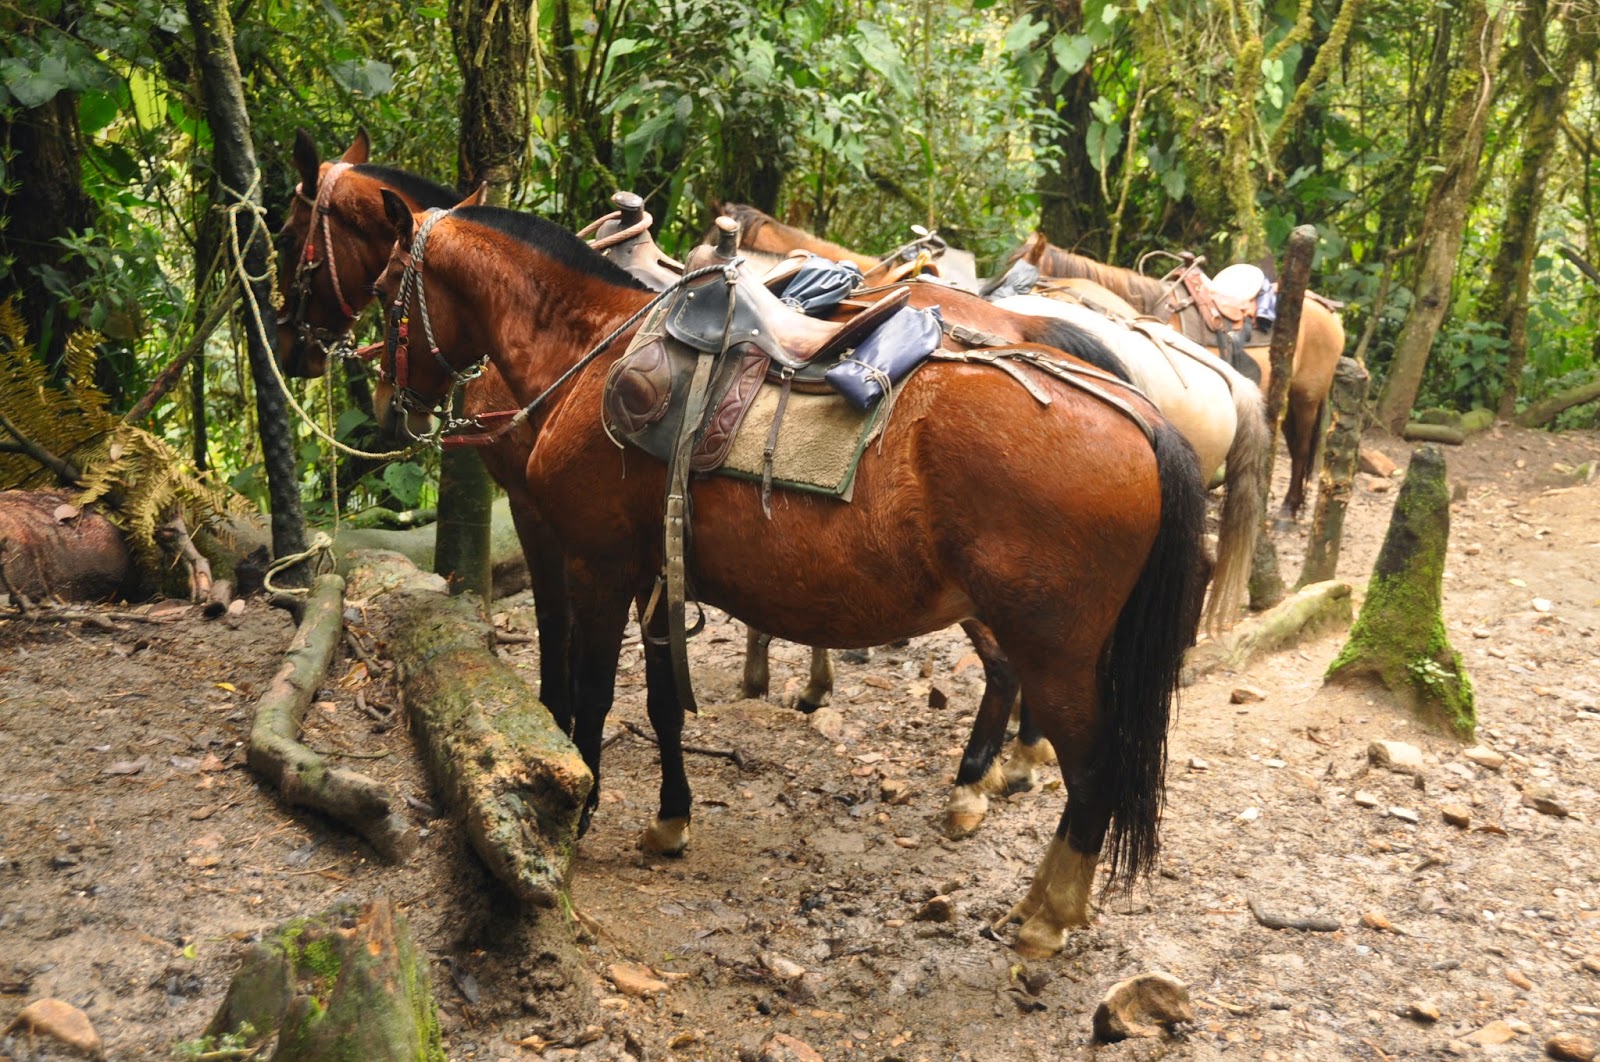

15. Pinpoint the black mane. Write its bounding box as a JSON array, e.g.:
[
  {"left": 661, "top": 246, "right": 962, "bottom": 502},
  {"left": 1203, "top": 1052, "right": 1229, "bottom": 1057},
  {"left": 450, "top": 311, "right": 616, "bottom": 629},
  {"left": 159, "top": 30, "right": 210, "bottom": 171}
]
[
  {"left": 452, "top": 206, "right": 650, "bottom": 291},
  {"left": 1023, "top": 318, "right": 1132, "bottom": 383},
  {"left": 354, "top": 164, "right": 459, "bottom": 210}
]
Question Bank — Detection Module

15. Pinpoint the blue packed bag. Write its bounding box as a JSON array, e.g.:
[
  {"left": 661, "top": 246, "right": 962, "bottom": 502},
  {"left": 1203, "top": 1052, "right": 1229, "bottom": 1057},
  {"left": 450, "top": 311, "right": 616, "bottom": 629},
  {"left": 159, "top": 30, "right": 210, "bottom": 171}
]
[
  {"left": 825, "top": 305, "right": 943, "bottom": 411},
  {"left": 772, "top": 255, "right": 864, "bottom": 315}
]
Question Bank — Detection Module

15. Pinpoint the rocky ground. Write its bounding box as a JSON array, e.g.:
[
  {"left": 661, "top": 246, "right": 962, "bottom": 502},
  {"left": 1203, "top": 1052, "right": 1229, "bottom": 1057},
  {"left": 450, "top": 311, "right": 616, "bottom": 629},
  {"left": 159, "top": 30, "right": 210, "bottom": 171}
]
[{"left": 1, "top": 424, "right": 1598, "bottom": 1061}]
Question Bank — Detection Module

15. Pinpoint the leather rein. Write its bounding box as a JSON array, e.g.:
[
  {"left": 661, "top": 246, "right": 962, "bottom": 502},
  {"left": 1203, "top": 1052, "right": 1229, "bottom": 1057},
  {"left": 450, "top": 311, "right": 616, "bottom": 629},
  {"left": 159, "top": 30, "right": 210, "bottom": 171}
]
[{"left": 278, "top": 161, "right": 360, "bottom": 364}]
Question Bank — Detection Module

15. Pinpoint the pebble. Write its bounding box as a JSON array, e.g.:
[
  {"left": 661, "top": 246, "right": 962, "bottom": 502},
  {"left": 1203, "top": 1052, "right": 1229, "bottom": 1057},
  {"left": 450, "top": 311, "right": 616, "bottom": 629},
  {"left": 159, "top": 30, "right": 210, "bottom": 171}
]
[
  {"left": 808, "top": 708, "right": 845, "bottom": 741},
  {"left": 1407, "top": 1000, "right": 1441, "bottom": 1023},
  {"left": 1441, "top": 804, "right": 1472, "bottom": 828},
  {"left": 607, "top": 962, "right": 668, "bottom": 997},
  {"left": 1506, "top": 967, "right": 1534, "bottom": 990},
  {"left": 1361, "top": 911, "right": 1394, "bottom": 931},
  {"left": 1464, "top": 542, "right": 1483, "bottom": 555},
  {"left": 758, "top": 952, "right": 807, "bottom": 981},
  {"left": 1466, "top": 1020, "right": 1519, "bottom": 1046},
  {"left": 4, "top": 999, "right": 101, "bottom": 1057},
  {"left": 1389, "top": 806, "right": 1420, "bottom": 824},
  {"left": 1188, "top": 757, "right": 1209, "bottom": 771},
  {"left": 1359, "top": 447, "right": 1398, "bottom": 477},
  {"left": 1263, "top": 758, "right": 1286, "bottom": 769},
  {"left": 758, "top": 1032, "right": 826, "bottom": 1062},
  {"left": 1230, "top": 686, "right": 1266, "bottom": 704},
  {"left": 1533, "top": 598, "right": 1554, "bottom": 613},
  {"left": 1546, "top": 1034, "right": 1598, "bottom": 1061},
  {"left": 1236, "top": 807, "right": 1260, "bottom": 823},
  {"left": 1352, "top": 791, "right": 1380, "bottom": 808},
  {"left": 879, "top": 778, "right": 912, "bottom": 806},
  {"left": 1464, "top": 746, "right": 1506, "bottom": 770},
  {"left": 1369, "top": 740, "right": 1424, "bottom": 772},
  {"left": 1582, "top": 957, "right": 1600, "bottom": 975},
  {"left": 912, "top": 895, "right": 956, "bottom": 923},
  {"left": 1522, "top": 787, "right": 1569, "bottom": 817},
  {"left": 893, "top": 835, "right": 921, "bottom": 848},
  {"left": 1091, "top": 971, "right": 1194, "bottom": 1042}
]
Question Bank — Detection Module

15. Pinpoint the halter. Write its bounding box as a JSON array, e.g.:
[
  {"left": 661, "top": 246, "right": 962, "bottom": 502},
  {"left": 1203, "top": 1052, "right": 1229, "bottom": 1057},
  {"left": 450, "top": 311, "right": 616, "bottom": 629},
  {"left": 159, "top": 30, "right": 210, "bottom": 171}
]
[{"left": 278, "top": 161, "right": 359, "bottom": 363}]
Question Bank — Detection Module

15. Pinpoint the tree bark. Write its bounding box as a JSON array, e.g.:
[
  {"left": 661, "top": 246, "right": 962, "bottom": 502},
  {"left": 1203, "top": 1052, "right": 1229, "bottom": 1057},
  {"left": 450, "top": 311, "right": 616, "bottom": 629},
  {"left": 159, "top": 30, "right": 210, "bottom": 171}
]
[
  {"left": 1488, "top": 3, "right": 1590, "bottom": 417},
  {"left": 1033, "top": 0, "right": 1107, "bottom": 256},
  {"left": 1514, "top": 377, "right": 1600, "bottom": 427},
  {"left": 1375, "top": 1, "right": 1507, "bottom": 433},
  {"left": 1326, "top": 445, "right": 1475, "bottom": 736},
  {"left": 186, "top": 0, "right": 309, "bottom": 581},
  {"left": 1298, "top": 358, "right": 1370, "bottom": 586}
]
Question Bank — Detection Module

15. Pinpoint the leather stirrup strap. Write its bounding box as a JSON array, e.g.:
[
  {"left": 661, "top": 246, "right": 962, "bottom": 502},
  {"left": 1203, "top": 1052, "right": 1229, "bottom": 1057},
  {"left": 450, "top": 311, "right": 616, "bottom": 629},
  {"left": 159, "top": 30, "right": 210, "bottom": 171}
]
[{"left": 760, "top": 369, "right": 795, "bottom": 518}]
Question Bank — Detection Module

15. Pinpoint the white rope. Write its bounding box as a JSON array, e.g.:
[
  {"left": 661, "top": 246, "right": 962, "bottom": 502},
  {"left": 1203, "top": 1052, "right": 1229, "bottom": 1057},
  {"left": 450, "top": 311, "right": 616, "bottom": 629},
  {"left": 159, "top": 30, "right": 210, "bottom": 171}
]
[{"left": 263, "top": 531, "right": 336, "bottom": 595}]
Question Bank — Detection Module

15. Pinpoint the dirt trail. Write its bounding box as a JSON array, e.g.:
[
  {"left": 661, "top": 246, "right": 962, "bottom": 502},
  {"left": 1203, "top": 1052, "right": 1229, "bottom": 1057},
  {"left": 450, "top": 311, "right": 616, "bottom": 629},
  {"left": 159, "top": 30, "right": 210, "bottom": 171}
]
[{"left": 2, "top": 426, "right": 1598, "bottom": 1061}]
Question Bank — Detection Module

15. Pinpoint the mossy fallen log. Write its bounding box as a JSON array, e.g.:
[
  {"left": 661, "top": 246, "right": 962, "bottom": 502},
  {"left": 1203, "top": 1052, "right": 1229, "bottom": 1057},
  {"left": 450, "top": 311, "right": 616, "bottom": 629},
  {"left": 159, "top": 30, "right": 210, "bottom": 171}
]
[
  {"left": 246, "top": 573, "right": 418, "bottom": 860},
  {"left": 348, "top": 550, "right": 591, "bottom": 908},
  {"left": 1184, "top": 580, "right": 1353, "bottom": 683},
  {"left": 1401, "top": 422, "right": 1466, "bottom": 446},
  {"left": 1326, "top": 445, "right": 1475, "bottom": 736},
  {"left": 203, "top": 899, "right": 444, "bottom": 1062}
]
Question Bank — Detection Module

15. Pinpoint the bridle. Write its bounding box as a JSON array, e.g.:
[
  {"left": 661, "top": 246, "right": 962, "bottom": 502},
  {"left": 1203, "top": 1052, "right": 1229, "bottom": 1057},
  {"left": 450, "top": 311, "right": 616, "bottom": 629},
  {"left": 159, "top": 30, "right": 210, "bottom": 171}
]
[{"left": 278, "top": 161, "right": 360, "bottom": 364}]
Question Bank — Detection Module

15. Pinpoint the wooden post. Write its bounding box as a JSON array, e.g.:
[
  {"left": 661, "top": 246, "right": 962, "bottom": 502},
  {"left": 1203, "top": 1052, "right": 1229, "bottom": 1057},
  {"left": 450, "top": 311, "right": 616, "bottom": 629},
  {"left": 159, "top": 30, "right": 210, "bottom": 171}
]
[
  {"left": 1297, "top": 357, "right": 1370, "bottom": 587},
  {"left": 1326, "top": 445, "right": 1475, "bottom": 736},
  {"left": 1247, "top": 223, "right": 1316, "bottom": 610}
]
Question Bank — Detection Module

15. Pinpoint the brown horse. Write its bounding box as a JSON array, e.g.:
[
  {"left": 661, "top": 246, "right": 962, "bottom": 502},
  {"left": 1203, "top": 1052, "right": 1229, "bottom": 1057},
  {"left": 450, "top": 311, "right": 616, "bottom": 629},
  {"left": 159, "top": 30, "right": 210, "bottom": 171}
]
[
  {"left": 373, "top": 197, "right": 1208, "bottom": 956},
  {"left": 715, "top": 203, "right": 980, "bottom": 289},
  {"left": 1000, "top": 232, "right": 1347, "bottom": 519},
  {"left": 271, "top": 141, "right": 1144, "bottom": 842}
]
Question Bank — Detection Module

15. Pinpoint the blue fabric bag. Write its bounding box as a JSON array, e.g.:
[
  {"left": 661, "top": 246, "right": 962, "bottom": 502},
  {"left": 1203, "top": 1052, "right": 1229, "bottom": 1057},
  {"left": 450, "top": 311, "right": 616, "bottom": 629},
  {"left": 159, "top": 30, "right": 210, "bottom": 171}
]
[
  {"left": 773, "top": 255, "right": 864, "bottom": 315},
  {"left": 825, "top": 305, "right": 943, "bottom": 411}
]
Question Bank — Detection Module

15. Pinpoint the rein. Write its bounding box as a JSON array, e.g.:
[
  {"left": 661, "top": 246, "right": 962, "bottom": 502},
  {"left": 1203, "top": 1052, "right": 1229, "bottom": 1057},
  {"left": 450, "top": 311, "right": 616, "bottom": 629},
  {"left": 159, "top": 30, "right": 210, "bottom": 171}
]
[{"left": 279, "top": 161, "right": 359, "bottom": 362}]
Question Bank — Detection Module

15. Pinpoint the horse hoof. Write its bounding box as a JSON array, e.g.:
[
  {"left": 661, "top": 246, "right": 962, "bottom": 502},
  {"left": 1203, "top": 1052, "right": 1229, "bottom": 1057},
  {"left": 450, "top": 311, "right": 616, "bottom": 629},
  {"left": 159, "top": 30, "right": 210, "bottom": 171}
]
[
  {"left": 740, "top": 681, "right": 769, "bottom": 701},
  {"left": 943, "top": 810, "right": 986, "bottom": 840},
  {"left": 1002, "top": 765, "right": 1038, "bottom": 794},
  {"left": 639, "top": 816, "right": 690, "bottom": 856},
  {"left": 796, "top": 691, "right": 829, "bottom": 714},
  {"left": 1012, "top": 918, "right": 1065, "bottom": 960}
]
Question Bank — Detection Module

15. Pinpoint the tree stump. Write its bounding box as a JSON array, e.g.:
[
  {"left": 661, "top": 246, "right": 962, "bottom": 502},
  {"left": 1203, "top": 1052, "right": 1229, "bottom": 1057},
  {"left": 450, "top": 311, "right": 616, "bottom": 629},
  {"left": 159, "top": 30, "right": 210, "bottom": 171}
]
[
  {"left": 204, "top": 900, "right": 444, "bottom": 1061},
  {"left": 348, "top": 550, "right": 591, "bottom": 907},
  {"left": 1326, "top": 446, "right": 1475, "bottom": 736},
  {"left": 1298, "top": 358, "right": 1370, "bottom": 587}
]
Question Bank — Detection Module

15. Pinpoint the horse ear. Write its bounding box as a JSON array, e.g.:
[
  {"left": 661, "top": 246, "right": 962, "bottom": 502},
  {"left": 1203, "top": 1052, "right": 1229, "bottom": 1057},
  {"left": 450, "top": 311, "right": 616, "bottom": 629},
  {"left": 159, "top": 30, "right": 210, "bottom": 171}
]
[
  {"left": 456, "top": 182, "right": 488, "bottom": 209},
  {"left": 1024, "top": 231, "right": 1047, "bottom": 266},
  {"left": 341, "top": 127, "right": 370, "bottom": 164},
  {"left": 293, "top": 128, "right": 321, "bottom": 196},
  {"left": 382, "top": 189, "right": 414, "bottom": 245}
]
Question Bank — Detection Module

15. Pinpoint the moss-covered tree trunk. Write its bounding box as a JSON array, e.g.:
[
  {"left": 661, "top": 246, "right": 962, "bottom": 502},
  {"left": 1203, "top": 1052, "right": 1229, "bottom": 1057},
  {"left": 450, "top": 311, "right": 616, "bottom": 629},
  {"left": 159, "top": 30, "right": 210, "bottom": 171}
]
[
  {"left": 1032, "top": 0, "right": 1108, "bottom": 257},
  {"left": 1298, "top": 357, "right": 1370, "bottom": 586},
  {"left": 205, "top": 900, "right": 444, "bottom": 1061},
  {"left": 1374, "top": 0, "right": 1507, "bottom": 433},
  {"left": 1326, "top": 445, "right": 1474, "bottom": 735}
]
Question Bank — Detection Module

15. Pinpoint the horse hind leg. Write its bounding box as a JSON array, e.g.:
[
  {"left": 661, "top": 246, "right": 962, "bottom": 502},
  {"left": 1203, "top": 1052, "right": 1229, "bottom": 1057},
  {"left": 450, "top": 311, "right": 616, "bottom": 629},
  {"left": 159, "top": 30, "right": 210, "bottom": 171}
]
[
  {"left": 797, "top": 646, "right": 833, "bottom": 712},
  {"left": 944, "top": 621, "right": 1018, "bottom": 839},
  {"left": 639, "top": 595, "right": 692, "bottom": 856},
  {"left": 741, "top": 627, "right": 773, "bottom": 700},
  {"left": 1000, "top": 702, "right": 1058, "bottom": 793}
]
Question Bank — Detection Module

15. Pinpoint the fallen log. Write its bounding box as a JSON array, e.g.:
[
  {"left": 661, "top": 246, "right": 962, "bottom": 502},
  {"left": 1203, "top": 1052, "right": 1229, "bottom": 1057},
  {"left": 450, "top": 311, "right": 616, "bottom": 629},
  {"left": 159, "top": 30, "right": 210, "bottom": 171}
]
[
  {"left": 1514, "top": 376, "right": 1600, "bottom": 428},
  {"left": 1401, "top": 422, "right": 1465, "bottom": 446},
  {"left": 246, "top": 573, "right": 417, "bottom": 860},
  {"left": 1184, "top": 580, "right": 1353, "bottom": 683},
  {"left": 202, "top": 578, "right": 234, "bottom": 619},
  {"left": 0, "top": 490, "right": 135, "bottom": 603},
  {"left": 348, "top": 550, "right": 591, "bottom": 908},
  {"left": 204, "top": 899, "right": 443, "bottom": 1061}
]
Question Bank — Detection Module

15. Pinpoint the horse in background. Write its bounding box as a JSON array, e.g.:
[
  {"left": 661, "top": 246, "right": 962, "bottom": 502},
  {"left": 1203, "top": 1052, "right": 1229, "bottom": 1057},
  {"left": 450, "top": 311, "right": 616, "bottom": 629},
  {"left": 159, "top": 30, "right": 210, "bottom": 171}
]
[
  {"left": 997, "top": 232, "right": 1347, "bottom": 520},
  {"left": 373, "top": 197, "right": 1209, "bottom": 957},
  {"left": 713, "top": 203, "right": 980, "bottom": 290}
]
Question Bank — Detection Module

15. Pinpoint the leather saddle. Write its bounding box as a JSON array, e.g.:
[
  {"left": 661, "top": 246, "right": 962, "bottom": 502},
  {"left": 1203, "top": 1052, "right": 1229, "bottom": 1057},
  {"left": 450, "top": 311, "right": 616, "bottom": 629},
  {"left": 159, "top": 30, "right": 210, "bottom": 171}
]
[
  {"left": 589, "top": 191, "right": 685, "bottom": 291},
  {"left": 604, "top": 217, "right": 911, "bottom": 474},
  {"left": 1165, "top": 257, "right": 1267, "bottom": 384}
]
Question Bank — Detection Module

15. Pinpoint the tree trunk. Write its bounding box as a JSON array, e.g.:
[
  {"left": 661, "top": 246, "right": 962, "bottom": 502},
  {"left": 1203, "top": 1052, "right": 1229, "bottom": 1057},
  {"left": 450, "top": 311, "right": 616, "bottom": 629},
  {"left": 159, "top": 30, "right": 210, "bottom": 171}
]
[
  {"left": 1033, "top": 0, "right": 1107, "bottom": 256},
  {"left": 1326, "top": 445, "right": 1475, "bottom": 736},
  {"left": 1514, "top": 376, "right": 1600, "bottom": 427},
  {"left": 1375, "top": 1, "right": 1507, "bottom": 433},
  {"left": 1488, "top": 2, "right": 1588, "bottom": 417},
  {"left": 186, "top": 0, "right": 309, "bottom": 580},
  {"left": 1298, "top": 358, "right": 1370, "bottom": 586},
  {"left": 442, "top": 0, "right": 536, "bottom": 600}
]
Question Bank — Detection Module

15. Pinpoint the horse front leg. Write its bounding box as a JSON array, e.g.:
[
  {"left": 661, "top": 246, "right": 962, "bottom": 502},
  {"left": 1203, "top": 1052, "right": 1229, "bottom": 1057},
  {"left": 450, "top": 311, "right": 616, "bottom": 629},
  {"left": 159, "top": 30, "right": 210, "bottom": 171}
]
[
  {"left": 525, "top": 515, "right": 571, "bottom": 732},
  {"left": 639, "top": 595, "right": 692, "bottom": 856},
  {"left": 797, "top": 645, "right": 833, "bottom": 713},
  {"left": 741, "top": 627, "right": 773, "bottom": 700},
  {"left": 565, "top": 575, "right": 632, "bottom": 836},
  {"left": 945, "top": 620, "right": 1017, "bottom": 839}
]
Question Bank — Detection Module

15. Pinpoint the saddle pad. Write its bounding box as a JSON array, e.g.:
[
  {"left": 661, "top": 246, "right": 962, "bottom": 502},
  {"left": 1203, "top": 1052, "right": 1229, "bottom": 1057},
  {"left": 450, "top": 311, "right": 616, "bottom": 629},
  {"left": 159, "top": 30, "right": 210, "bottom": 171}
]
[{"left": 717, "top": 382, "right": 889, "bottom": 502}]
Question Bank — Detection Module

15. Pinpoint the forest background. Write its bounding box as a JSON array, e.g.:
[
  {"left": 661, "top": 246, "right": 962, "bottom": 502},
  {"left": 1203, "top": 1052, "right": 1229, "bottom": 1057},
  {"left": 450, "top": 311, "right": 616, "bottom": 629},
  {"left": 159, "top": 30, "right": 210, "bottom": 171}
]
[{"left": 3, "top": 0, "right": 1598, "bottom": 537}]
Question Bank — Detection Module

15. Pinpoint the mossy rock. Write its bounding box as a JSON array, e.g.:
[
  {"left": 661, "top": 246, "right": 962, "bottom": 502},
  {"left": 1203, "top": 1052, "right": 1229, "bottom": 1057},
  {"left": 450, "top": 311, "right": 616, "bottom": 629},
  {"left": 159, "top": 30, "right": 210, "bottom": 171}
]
[
  {"left": 204, "top": 900, "right": 445, "bottom": 1062},
  {"left": 1415, "top": 407, "right": 1464, "bottom": 428},
  {"left": 1459, "top": 408, "right": 1495, "bottom": 434}
]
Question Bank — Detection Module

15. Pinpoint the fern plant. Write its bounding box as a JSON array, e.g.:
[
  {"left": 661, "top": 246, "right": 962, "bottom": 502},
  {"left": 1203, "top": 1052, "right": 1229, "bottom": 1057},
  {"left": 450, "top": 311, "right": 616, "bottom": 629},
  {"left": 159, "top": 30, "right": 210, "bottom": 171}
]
[{"left": 0, "top": 300, "right": 246, "bottom": 562}]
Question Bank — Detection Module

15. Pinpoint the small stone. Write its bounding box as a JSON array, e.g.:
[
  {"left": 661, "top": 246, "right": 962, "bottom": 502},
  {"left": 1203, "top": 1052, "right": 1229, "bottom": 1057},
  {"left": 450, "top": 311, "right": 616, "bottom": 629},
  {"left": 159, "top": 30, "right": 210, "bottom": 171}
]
[
  {"left": 1360, "top": 447, "right": 1398, "bottom": 477},
  {"left": 1532, "top": 598, "right": 1554, "bottom": 614},
  {"left": 1352, "top": 790, "right": 1380, "bottom": 808},
  {"left": 912, "top": 895, "right": 956, "bottom": 923},
  {"left": 893, "top": 835, "right": 921, "bottom": 849},
  {"left": 1472, "top": 627, "right": 1492, "bottom": 639},
  {"left": 1236, "top": 807, "right": 1260, "bottom": 823},
  {"left": 5, "top": 999, "right": 102, "bottom": 1057},
  {"left": 759, "top": 1032, "right": 826, "bottom": 1062},
  {"left": 1464, "top": 746, "right": 1505, "bottom": 770},
  {"left": 1522, "top": 787, "right": 1569, "bottom": 817},
  {"left": 808, "top": 707, "right": 845, "bottom": 741},
  {"left": 1466, "top": 1020, "right": 1519, "bottom": 1046},
  {"left": 1441, "top": 804, "right": 1471, "bottom": 828},
  {"left": 758, "top": 952, "right": 807, "bottom": 980},
  {"left": 1188, "top": 757, "right": 1209, "bottom": 771},
  {"left": 1361, "top": 911, "right": 1393, "bottom": 931},
  {"left": 1506, "top": 967, "right": 1533, "bottom": 990},
  {"left": 1388, "top": 806, "right": 1419, "bottom": 824},
  {"left": 879, "top": 778, "right": 912, "bottom": 806},
  {"left": 1369, "top": 740, "right": 1424, "bottom": 772},
  {"left": 668, "top": 1030, "right": 701, "bottom": 1050},
  {"left": 1463, "top": 543, "right": 1483, "bottom": 556},
  {"left": 1407, "top": 1000, "right": 1441, "bottom": 1023},
  {"left": 1230, "top": 686, "right": 1266, "bottom": 704},
  {"left": 1091, "top": 971, "right": 1194, "bottom": 1042},
  {"left": 1508, "top": 1019, "right": 1535, "bottom": 1035},
  {"left": 607, "top": 962, "right": 668, "bottom": 997},
  {"left": 1582, "top": 957, "right": 1600, "bottom": 975},
  {"left": 1263, "top": 758, "right": 1286, "bottom": 769},
  {"left": 1546, "top": 1033, "right": 1598, "bottom": 1061}
]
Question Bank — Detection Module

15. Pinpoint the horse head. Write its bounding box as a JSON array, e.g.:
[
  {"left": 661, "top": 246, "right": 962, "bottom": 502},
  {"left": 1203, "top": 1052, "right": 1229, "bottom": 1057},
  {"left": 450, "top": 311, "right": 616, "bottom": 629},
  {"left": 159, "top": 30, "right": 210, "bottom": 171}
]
[
  {"left": 371, "top": 186, "right": 488, "bottom": 440},
  {"left": 273, "top": 128, "right": 386, "bottom": 378}
]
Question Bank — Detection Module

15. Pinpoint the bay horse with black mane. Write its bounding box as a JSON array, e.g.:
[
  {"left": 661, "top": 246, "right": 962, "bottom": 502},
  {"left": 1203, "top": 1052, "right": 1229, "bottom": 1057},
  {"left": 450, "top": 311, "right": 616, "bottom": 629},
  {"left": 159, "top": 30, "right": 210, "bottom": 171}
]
[
  {"left": 371, "top": 194, "right": 1208, "bottom": 957},
  {"left": 994, "top": 233, "right": 1347, "bottom": 520}
]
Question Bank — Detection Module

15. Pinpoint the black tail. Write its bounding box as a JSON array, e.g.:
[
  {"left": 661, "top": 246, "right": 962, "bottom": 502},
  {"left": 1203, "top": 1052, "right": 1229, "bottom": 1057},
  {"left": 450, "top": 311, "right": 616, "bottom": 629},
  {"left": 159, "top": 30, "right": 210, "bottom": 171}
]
[
  {"left": 1024, "top": 318, "right": 1132, "bottom": 384},
  {"left": 1097, "top": 419, "right": 1207, "bottom": 889}
]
